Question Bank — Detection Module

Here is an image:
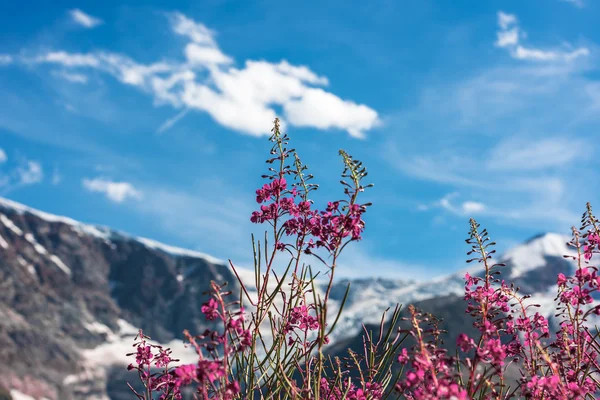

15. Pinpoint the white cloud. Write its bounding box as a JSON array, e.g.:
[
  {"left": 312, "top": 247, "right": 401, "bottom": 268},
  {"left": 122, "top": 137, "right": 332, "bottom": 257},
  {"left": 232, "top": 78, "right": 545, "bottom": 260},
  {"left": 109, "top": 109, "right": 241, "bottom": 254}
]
[
  {"left": 69, "top": 9, "right": 103, "bottom": 29},
  {"left": 184, "top": 43, "right": 232, "bottom": 66},
  {"left": 462, "top": 201, "right": 486, "bottom": 214},
  {"left": 284, "top": 88, "right": 380, "bottom": 139},
  {"left": 38, "top": 52, "right": 100, "bottom": 67},
  {"left": 54, "top": 70, "right": 89, "bottom": 84},
  {"left": 0, "top": 55, "right": 12, "bottom": 65},
  {"left": 419, "top": 193, "right": 486, "bottom": 217},
  {"left": 82, "top": 178, "right": 142, "bottom": 203},
  {"left": 497, "top": 11, "right": 517, "bottom": 30},
  {"left": 30, "top": 13, "right": 379, "bottom": 138},
  {"left": 487, "top": 137, "right": 584, "bottom": 171},
  {"left": 496, "top": 28, "right": 519, "bottom": 48},
  {"left": 495, "top": 10, "right": 589, "bottom": 62},
  {"left": 0, "top": 157, "right": 44, "bottom": 194},
  {"left": 170, "top": 12, "right": 218, "bottom": 46},
  {"left": 514, "top": 46, "right": 590, "bottom": 62},
  {"left": 17, "top": 161, "right": 43, "bottom": 184}
]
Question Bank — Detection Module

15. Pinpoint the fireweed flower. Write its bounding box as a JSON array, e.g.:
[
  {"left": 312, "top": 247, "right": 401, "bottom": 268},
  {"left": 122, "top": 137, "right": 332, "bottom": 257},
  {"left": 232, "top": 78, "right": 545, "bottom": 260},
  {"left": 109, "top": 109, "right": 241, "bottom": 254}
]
[
  {"left": 126, "top": 121, "right": 600, "bottom": 399},
  {"left": 201, "top": 298, "right": 219, "bottom": 320}
]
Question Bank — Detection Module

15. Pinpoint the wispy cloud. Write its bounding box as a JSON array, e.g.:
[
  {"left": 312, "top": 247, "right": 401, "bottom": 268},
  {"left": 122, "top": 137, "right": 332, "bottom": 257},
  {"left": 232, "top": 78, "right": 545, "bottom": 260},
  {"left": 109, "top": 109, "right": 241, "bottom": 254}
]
[
  {"left": 69, "top": 9, "right": 103, "bottom": 29},
  {"left": 495, "top": 11, "right": 589, "bottom": 62},
  {"left": 36, "top": 51, "right": 100, "bottom": 67},
  {"left": 388, "top": 144, "right": 581, "bottom": 229},
  {"left": 53, "top": 70, "right": 89, "bottom": 84},
  {"left": 486, "top": 136, "right": 584, "bottom": 171},
  {"left": 418, "top": 192, "right": 486, "bottom": 217},
  {"left": 559, "top": 0, "right": 585, "bottom": 8},
  {"left": 82, "top": 178, "right": 142, "bottom": 202},
  {"left": 157, "top": 108, "right": 190, "bottom": 134},
  {"left": 26, "top": 12, "right": 380, "bottom": 138},
  {"left": 383, "top": 55, "right": 597, "bottom": 231},
  {"left": 0, "top": 55, "right": 12, "bottom": 65},
  {"left": 51, "top": 167, "right": 62, "bottom": 185},
  {"left": 0, "top": 156, "right": 44, "bottom": 194},
  {"left": 17, "top": 161, "right": 43, "bottom": 184}
]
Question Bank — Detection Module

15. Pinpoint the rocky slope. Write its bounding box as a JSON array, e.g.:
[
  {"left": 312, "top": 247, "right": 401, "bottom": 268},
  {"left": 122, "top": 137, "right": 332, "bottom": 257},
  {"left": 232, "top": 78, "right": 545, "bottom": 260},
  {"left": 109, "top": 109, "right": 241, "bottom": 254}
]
[{"left": 0, "top": 198, "right": 237, "bottom": 400}]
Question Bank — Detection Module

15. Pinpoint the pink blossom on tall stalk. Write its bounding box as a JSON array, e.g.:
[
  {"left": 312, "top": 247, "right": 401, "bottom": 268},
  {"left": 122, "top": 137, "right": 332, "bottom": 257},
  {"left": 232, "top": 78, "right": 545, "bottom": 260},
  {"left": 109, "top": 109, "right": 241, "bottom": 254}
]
[
  {"left": 123, "top": 118, "right": 600, "bottom": 399},
  {"left": 126, "top": 118, "right": 373, "bottom": 399}
]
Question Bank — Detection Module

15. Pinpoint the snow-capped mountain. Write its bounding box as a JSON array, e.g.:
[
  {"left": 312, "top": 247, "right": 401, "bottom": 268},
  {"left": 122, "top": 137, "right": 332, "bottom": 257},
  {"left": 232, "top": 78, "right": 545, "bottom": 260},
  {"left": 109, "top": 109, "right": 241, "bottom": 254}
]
[
  {"left": 0, "top": 197, "right": 237, "bottom": 400},
  {"left": 326, "top": 232, "right": 587, "bottom": 376},
  {"left": 324, "top": 232, "right": 578, "bottom": 342},
  {"left": 0, "top": 196, "right": 584, "bottom": 399}
]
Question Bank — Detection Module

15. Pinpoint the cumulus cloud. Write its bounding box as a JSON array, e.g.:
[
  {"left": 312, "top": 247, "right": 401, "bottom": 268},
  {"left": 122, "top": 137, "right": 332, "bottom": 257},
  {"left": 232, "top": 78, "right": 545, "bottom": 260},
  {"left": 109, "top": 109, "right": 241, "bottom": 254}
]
[
  {"left": 82, "top": 178, "right": 142, "bottom": 203},
  {"left": 69, "top": 9, "right": 103, "bottom": 29},
  {"left": 495, "top": 11, "right": 589, "bottom": 62},
  {"left": 0, "top": 149, "right": 6, "bottom": 163},
  {"left": 30, "top": 12, "right": 379, "bottom": 138}
]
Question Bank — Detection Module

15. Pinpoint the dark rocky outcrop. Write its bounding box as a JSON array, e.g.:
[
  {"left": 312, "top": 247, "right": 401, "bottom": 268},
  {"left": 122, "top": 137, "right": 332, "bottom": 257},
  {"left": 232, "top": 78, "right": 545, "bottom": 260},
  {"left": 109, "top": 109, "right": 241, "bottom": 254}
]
[{"left": 0, "top": 199, "right": 237, "bottom": 400}]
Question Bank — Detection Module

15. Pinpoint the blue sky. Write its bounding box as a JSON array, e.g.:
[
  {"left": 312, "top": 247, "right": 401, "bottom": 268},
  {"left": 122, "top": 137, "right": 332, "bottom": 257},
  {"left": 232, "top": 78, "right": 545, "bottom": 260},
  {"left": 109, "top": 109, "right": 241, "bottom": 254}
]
[{"left": 1, "top": 0, "right": 599, "bottom": 280}]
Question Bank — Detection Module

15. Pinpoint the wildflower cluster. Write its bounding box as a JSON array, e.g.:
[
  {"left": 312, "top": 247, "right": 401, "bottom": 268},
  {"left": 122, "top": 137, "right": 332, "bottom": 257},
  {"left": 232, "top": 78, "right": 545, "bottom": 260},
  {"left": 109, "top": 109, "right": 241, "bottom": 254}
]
[
  {"left": 127, "top": 282, "right": 250, "bottom": 399},
  {"left": 393, "top": 213, "right": 600, "bottom": 399},
  {"left": 319, "top": 377, "right": 384, "bottom": 400},
  {"left": 250, "top": 119, "right": 368, "bottom": 257},
  {"left": 126, "top": 331, "right": 181, "bottom": 399},
  {"left": 394, "top": 306, "right": 468, "bottom": 399},
  {"left": 232, "top": 119, "right": 372, "bottom": 397},
  {"left": 127, "top": 118, "right": 373, "bottom": 399},
  {"left": 125, "top": 118, "right": 600, "bottom": 399}
]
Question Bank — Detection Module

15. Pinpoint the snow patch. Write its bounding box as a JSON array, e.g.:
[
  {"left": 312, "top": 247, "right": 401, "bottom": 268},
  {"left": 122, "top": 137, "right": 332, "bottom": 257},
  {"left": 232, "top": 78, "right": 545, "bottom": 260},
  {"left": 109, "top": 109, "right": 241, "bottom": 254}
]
[
  {"left": 83, "top": 321, "right": 113, "bottom": 336},
  {"left": 501, "top": 233, "right": 575, "bottom": 278},
  {"left": 136, "top": 236, "right": 225, "bottom": 265},
  {"left": 9, "top": 391, "right": 50, "bottom": 400},
  {"left": 23, "top": 232, "right": 71, "bottom": 276},
  {"left": 0, "top": 213, "right": 23, "bottom": 235},
  {"left": 0, "top": 197, "right": 111, "bottom": 240},
  {"left": 24, "top": 233, "right": 48, "bottom": 255},
  {"left": 49, "top": 254, "right": 72, "bottom": 276},
  {"left": 81, "top": 318, "right": 198, "bottom": 367},
  {"left": 0, "top": 233, "right": 8, "bottom": 249},
  {"left": 17, "top": 256, "right": 36, "bottom": 276}
]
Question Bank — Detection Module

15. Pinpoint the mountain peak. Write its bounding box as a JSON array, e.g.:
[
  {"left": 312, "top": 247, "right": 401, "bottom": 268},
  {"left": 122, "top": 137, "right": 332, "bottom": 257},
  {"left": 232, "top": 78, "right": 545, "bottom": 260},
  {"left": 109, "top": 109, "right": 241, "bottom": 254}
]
[
  {"left": 501, "top": 232, "right": 574, "bottom": 278},
  {"left": 0, "top": 196, "right": 225, "bottom": 266}
]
